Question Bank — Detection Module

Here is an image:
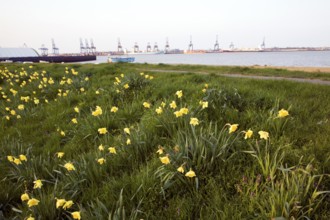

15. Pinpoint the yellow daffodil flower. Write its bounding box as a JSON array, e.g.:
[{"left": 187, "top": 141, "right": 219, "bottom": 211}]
[
  {"left": 33, "top": 179, "right": 43, "bottom": 189},
  {"left": 185, "top": 169, "right": 196, "bottom": 178},
  {"left": 27, "top": 198, "right": 40, "bottom": 207},
  {"left": 160, "top": 156, "right": 170, "bottom": 165},
  {"left": 143, "top": 102, "right": 151, "bottom": 108},
  {"left": 63, "top": 200, "right": 74, "bottom": 210},
  {"left": 71, "top": 118, "right": 78, "bottom": 124},
  {"left": 111, "top": 106, "right": 118, "bottom": 113},
  {"left": 92, "top": 106, "right": 103, "bottom": 116},
  {"left": 97, "top": 158, "right": 106, "bottom": 165},
  {"left": 258, "top": 131, "right": 269, "bottom": 140},
  {"left": 98, "top": 127, "right": 108, "bottom": 134},
  {"left": 177, "top": 166, "right": 184, "bottom": 173},
  {"left": 56, "top": 198, "right": 66, "bottom": 208},
  {"left": 108, "top": 147, "right": 117, "bottom": 154},
  {"left": 228, "top": 124, "right": 239, "bottom": 133},
  {"left": 176, "top": 90, "right": 183, "bottom": 98},
  {"left": 126, "top": 138, "right": 131, "bottom": 145},
  {"left": 169, "top": 101, "right": 177, "bottom": 109},
  {"left": 244, "top": 129, "right": 253, "bottom": 139},
  {"left": 155, "top": 107, "right": 163, "bottom": 114},
  {"left": 156, "top": 146, "right": 164, "bottom": 155},
  {"left": 278, "top": 109, "right": 289, "bottom": 118},
  {"left": 57, "top": 152, "right": 65, "bottom": 158},
  {"left": 7, "top": 155, "right": 14, "bottom": 162},
  {"left": 190, "top": 118, "right": 199, "bottom": 126},
  {"left": 74, "top": 107, "right": 79, "bottom": 113},
  {"left": 64, "top": 162, "right": 76, "bottom": 171},
  {"left": 124, "top": 128, "right": 130, "bottom": 135},
  {"left": 19, "top": 154, "right": 27, "bottom": 161},
  {"left": 71, "top": 211, "right": 81, "bottom": 220},
  {"left": 13, "top": 158, "right": 22, "bottom": 165},
  {"left": 98, "top": 144, "right": 104, "bottom": 151},
  {"left": 21, "top": 193, "right": 30, "bottom": 201}
]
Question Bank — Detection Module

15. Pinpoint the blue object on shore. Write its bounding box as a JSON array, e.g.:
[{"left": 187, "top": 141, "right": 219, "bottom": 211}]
[{"left": 109, "top": 57, "right": 135, "bottom": 63}]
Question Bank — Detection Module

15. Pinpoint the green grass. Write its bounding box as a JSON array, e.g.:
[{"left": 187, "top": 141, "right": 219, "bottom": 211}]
[{"left": 0, "top": 63, "right": 330, "bottom": 219}]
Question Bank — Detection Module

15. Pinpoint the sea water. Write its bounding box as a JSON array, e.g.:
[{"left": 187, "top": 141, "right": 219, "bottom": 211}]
[{"left": 88, "top": 51, "right": 330, "bottom": 67}]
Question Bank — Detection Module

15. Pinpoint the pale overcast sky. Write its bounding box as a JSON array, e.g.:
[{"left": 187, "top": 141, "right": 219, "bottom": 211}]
[{"left": 1, "top": 0, "right": 330, "bottom": 53}]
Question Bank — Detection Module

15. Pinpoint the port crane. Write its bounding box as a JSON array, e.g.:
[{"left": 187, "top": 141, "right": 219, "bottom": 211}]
[
  {"left": 134, "top": 42, "right": 139, "bottom": 53},
  {"left": 153, "top": 42, "right": 159, "bottom": 52},
  {"left": 90, "top": 39, "right": 96, "bottom": 54},
  {"left": 214, "top": 35, "right": 220, "bottom": 51},
  {"left": 80, "top": 38, "right": 85, "bottom": 55},
  {"left": 52, "top": 39, "right": 59, "bottom": 55},
  {"left": 229, "top": 42, "right": 235, "bottom": 50},
  {"left": 39, "top": 44, "right": 48, "bottom": 56},
  {"left": 85, "top": 39, "right": 90, "bottom": 55},
  {"left": 188, "top": 35, "right": 193, "bottom": 51},
  {"left": 117, "top": 38, "right": 123, "bottom": 52},
  {"left": 146, "top": 42, "right": 152, "bottom": 52},
  {"left": 165, "top": 38, "right": 170, "bottom": 52}
]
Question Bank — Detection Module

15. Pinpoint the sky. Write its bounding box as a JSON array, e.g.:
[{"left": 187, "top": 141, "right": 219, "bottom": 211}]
[{"left": 1, "top": 0, "right": 330, "bottom": 53}]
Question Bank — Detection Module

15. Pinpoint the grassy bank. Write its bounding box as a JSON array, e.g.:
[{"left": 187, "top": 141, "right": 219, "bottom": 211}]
[{"left": 1, "top": 63, "right": 329, "bottom": 219}]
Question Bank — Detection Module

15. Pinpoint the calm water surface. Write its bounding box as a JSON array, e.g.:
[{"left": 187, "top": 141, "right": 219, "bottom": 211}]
[{"left": 89, "top": 51, "right": 330, "bottom": 67}]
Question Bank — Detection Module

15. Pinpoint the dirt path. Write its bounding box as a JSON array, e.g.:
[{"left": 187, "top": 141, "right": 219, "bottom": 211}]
[{"left": 142, "top": 69, "right": 330, "bottom": 86}]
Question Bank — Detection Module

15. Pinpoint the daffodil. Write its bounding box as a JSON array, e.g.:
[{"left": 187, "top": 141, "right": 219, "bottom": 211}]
[
  {"left": 27, "top": 198, "right": 40, "bottom": 207},
  {"left": 71, "top": 211, "right": 81, "bottom": 220},
  {"left": 108, "top": 147, "right": 117, "bottom": 154},
  {"left": 190, "top": 118, "right": 199, "bottom": 126},
  {"left": 179, "top": 107, "right": 189, "bottom": 115},
  {"left": 97, "top": 158, "right": 106, "bottom": 165},
  {"left": 111, "top": 106, "right": 118, "bottom": 113},
  {"left": 19, "top": 154, "right": 27, "bottom": 161},
  {"left": 258, "top": 131, "right": 269, "bottom": 140},
  {"left": 124, "top": 84, "right": 129, "bottom": 89},
  {"left": 228, "top": 124, "right": 239, "bottom": 133},
  {"left": 143, "top": 102, "right": 151, "bottom": 108},
  {"left": 185, "top": 168, "right": 196, "bottom": 178},
  {"left": 57, "top": 152, "right": 65, "bottom": 158},
  {"left": 177, "top": 166, "right": 184, "bottom": 173},
  {"left": 27, "top": 215, "right": 35, "bottom": 220},
  {"left": 156, "top": 146, "right": 164, "bottom": 155},
  {"left": 126, "top": 138, "right": 131, "bottom": 145},
  {"left": 160, "top": 156, "right": 170, "bottom": 165},
  {"left": 56, "top": 198, "right": 66, "bottom": 208},
  {"left": 74, "top": 107, "right": 79, "bottom": 113},
  {"left": 33, "top": 179, "right": 43, "bottom": 189},
  {"left": 176, "top": 90, "right": 183, "bottom": 98},
  {"left": 98, "top": 127, "right": 108, "bottom": 134},
  {"left": 60, "top": 131, "right": 66, "bottom": 136},
  {"left": 124, "top": 128, "right": 130, "bottom": 135},
  {"left": 98, "top": 144, "right": 104, "bottom": 151},
  {"left": 201, "top": 101, "right": 208, "bottom": 109},
  {"left": 155, "top": 107, "right": 163, "bottom": 114},
  {"left": 18, "top": 104, "right": 24, "bottom": 110},
  {"left": 63, "top": 200, "right": 74, "bottom": 210},
  {"left": 174, "top": 111, "right": 183, "bottom": 118},
  {"left": 7, "top": 155, "right": 14, "bottom": 162},
  {"left": 92, "top": 106, "right": 103, "bottom": 116},
  {"left": 13, "top": 157, "right": 22, "bottom": 165},
  {"left": 278, "top": 109, "right": 289, "bottom": 118},
  {"left": 244, "top": 129, "right": 253, "bottom": 139},
  {"left": 64, "top": 162, "right": 76, "bottom": 171},
  {"left": 169, "top": 101, "right": 177, "bottom": 109},
  {"left": 71, "top": 118, "right": 78, "bottom": 124},
  {"left": 21, "top": 193, "right": 30, "bottom": 201}
]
